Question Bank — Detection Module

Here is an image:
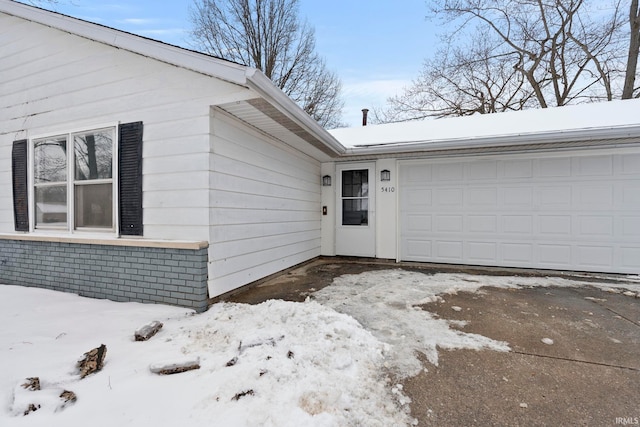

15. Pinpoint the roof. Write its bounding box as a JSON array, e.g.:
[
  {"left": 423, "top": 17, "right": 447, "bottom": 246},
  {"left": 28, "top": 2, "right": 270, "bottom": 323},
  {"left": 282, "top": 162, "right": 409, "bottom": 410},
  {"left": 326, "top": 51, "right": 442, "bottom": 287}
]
[
  {"left": 330, "top": 99, "right": 640, "bottom": 156},
  {"left": 0, "top": 0, "right": 346, "bottom": 160}
]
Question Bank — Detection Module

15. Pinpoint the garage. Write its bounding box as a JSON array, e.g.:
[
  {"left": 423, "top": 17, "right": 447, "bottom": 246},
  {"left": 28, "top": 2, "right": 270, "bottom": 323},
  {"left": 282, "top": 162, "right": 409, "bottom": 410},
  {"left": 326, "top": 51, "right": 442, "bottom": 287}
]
[{"left": 399, "top": 149, "right": 640, "bottom": 273}]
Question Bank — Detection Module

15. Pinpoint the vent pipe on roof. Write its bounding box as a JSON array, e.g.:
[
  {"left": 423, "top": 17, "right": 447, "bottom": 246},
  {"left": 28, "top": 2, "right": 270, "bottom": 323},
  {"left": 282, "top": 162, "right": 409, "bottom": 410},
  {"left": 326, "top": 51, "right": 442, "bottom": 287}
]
[{"left": 362, "top": 108, "right": 369, "bottom": 126}]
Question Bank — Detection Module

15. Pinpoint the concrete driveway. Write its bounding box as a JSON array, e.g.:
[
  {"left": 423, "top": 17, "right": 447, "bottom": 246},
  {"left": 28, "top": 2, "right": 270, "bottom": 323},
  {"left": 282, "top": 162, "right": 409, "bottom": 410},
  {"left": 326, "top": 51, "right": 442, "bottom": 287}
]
[{"left": 222, "top": 258, "right": 640, "bottom": 426}]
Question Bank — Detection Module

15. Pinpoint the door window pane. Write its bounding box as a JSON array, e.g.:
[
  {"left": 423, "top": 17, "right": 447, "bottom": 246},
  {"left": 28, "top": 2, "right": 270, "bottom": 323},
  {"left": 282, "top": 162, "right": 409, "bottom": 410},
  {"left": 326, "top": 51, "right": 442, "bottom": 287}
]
[
  {"left": 34, "top": 137, "right": 67, "bottom": 183},
  {"left": 74, "top": 129, "right": 113, "bottom": 180},
  {"left": 75, "top": 183, "right": 113, "bottom": 228},
  {"left": 342, "top": 199, "right": 368, "bottom": 225},
  {"left": 342, "top": 170, "right": 368, "bottom": 197},
  {"left": 35, "top": 185, "right": 67, "bottom": 227}
]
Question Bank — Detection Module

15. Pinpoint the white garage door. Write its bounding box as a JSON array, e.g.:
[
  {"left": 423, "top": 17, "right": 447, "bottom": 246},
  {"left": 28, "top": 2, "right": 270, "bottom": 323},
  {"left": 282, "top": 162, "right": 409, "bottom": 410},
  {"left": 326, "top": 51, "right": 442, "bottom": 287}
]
[{"left": 399, "top": 150, "right": 640, "bottom": 274}]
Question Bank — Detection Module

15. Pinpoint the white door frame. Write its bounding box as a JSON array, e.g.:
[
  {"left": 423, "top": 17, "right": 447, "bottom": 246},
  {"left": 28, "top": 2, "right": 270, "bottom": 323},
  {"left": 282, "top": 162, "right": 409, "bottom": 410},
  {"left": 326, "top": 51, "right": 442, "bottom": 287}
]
[{"left": 335, "top": 162, "right": 376, "bottom": 257}]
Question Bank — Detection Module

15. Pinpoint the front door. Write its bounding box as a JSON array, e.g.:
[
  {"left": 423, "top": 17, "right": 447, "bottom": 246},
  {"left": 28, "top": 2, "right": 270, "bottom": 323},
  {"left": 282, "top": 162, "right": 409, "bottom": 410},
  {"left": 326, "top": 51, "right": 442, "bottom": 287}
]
[{"left": 335, "top": 163, "right": 376, "bottom": 257}]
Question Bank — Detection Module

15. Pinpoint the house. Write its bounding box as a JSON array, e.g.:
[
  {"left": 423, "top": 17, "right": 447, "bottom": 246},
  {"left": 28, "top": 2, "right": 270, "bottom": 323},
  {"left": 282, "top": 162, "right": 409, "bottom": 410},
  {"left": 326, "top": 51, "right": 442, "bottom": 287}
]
[
  {"left": 324, "top": 103, "right": 640, "bottom": 274},
  {"left": 1, "top": 1, "right": 639, "bottom": 312}
]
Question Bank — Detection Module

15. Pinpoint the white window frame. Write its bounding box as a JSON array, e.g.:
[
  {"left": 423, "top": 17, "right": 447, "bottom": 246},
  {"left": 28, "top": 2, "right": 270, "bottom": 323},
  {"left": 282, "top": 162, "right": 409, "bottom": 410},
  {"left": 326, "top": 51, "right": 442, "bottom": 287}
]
[{"left": 28, "top": 123, "right": 119, "bottom": 236}]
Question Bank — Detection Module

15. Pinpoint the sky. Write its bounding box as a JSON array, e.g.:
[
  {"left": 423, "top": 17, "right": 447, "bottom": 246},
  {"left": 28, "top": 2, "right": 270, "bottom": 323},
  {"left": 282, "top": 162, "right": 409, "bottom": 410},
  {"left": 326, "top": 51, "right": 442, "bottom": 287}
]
[{"left": 27, "top": 0, "right": 439, "bottom": 127}]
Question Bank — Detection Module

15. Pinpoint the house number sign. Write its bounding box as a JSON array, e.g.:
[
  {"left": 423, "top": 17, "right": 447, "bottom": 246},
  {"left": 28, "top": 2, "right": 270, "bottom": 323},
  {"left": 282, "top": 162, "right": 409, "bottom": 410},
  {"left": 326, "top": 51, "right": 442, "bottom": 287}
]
[{"left": 381, "top": 187, "right": 395, "bottom": 193}]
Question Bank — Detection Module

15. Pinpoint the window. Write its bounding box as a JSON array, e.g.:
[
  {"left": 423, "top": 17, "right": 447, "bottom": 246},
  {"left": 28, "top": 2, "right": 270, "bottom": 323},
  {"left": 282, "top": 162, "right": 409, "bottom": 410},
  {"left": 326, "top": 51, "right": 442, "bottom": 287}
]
[
  {"left": 12, "top": 121, "right": 143, "bottom": 236},
  {"left": 341, "top": 169, "right": 369, "bottom": 225},
  {"left": 32, "top": 127, "right": 115, "bottom": 231}
]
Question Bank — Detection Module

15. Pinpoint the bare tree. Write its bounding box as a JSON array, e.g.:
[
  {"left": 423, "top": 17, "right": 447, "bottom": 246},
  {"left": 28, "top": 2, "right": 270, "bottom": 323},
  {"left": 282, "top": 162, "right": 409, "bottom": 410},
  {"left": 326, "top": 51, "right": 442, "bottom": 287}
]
[
  {"left": 190, "top": 0, "right": 345, "bottom": 128},
  {"left": 436, "top": 0, "right": 631, "bottom": 105},
  {"left": 379, "top": 0, "right": 635, "bottom": 122},
  {"left": 375, "top": 37, "right": 536, "bottom": 121},
  {"left": 622, "top": 0, "right": 640, "bottom": 98}
]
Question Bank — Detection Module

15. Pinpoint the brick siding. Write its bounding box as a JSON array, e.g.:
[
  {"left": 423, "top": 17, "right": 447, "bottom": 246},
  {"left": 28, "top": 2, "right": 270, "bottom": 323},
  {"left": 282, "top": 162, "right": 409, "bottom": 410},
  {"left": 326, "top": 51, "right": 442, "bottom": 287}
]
[{"left": 0, "top": 239, "right": 209, "bottom": 312}]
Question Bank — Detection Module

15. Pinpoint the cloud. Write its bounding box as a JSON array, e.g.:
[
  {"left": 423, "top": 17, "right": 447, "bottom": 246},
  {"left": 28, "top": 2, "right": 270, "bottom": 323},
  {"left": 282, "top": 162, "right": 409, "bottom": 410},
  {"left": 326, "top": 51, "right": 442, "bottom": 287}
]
[
  {"left": 138, "top": 28, "right": 188, "bottom": 37},
  {"left": 118, "top": 18, "right": 157, "bottom": 25}
]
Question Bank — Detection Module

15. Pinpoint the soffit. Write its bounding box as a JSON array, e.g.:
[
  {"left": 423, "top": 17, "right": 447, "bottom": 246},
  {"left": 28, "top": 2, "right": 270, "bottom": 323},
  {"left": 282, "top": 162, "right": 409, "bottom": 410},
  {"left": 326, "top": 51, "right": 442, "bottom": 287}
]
[{"left": 218, "top": 99, "right": 340, "bottom": 161}]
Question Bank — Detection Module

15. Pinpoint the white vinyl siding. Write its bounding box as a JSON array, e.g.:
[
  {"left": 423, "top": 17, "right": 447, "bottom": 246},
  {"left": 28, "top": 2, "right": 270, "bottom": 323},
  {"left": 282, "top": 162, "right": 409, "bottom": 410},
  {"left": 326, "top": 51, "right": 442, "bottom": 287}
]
[
  {"left": 0, "top": 13, "right": 247, "bottom": 241},
  {"left": 208, "top": 111, "right": 321, "bottom": 295},
  {"left": 399, "top": 149, "right": 640, "bottom": 274}
]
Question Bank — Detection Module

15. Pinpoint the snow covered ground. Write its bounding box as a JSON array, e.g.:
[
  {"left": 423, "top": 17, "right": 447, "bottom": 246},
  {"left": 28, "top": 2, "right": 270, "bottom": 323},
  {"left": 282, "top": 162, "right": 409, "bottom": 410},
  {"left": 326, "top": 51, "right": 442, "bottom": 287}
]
[{"left": 1, "top": 270, "right": 637, "bottom": 426}]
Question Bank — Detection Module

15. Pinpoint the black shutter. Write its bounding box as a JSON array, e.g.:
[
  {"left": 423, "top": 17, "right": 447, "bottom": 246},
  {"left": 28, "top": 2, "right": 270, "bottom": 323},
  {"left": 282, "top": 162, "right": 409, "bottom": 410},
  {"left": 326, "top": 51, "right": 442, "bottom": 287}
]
[
  {"left": 118, "top": 121, "right": 143, "bottom": 236},
  {"left": 12, "top": 139, "right": 29, "bottom": 232}
]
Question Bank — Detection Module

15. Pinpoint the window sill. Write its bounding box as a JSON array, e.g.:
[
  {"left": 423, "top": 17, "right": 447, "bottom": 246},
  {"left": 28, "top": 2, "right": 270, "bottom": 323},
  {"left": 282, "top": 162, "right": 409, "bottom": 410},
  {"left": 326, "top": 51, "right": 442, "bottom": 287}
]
[{"left": 0, "top": 233, "right": 208, "bottom": 250}]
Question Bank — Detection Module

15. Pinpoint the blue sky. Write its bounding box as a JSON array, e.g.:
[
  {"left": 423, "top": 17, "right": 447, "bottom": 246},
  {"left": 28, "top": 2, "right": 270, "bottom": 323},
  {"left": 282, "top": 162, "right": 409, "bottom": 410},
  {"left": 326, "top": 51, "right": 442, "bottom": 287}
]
[{"left": 31, "top": 0, "right": 438, "bottom": 127}]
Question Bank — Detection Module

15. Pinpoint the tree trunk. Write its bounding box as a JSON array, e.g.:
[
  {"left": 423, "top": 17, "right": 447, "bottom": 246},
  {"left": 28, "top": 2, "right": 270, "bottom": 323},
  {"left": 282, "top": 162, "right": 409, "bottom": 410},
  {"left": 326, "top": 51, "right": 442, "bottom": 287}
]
[
  {"left": 85, "top": 134, "right": 99, "bottom": 179},
  {"left": 622, "top": 0, "right": 640, "bottom": 99}
]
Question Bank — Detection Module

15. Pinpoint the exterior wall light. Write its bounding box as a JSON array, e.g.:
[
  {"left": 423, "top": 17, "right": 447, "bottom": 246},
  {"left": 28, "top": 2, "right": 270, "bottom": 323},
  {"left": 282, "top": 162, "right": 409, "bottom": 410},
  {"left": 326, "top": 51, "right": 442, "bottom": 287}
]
[
  {"left": 322, "top": 175, "right": 332, "bottom": 186},
  {"left": 380, "top": 169, "right": 391, "bottom": 182}
]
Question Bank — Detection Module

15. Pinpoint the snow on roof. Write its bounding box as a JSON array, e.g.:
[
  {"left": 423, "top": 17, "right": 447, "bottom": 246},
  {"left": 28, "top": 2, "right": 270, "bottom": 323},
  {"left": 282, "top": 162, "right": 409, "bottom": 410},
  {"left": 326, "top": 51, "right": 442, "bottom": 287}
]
[{"left": 330, "top": 99, "right": 640, "bottom": 150}]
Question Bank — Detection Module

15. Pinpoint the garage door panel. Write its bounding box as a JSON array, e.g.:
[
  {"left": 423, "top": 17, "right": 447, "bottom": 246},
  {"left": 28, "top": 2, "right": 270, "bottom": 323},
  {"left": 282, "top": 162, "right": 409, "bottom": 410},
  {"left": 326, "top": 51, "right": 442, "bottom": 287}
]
[
  {"left": 435, "top": 241, "right": 463, "bottom": 260},
  {"left": 503, "top": 187, "right": 533, "bottom": 207},
  {"left": 540, "top": 186, "right": 572, "bottom": 207},
  {"left": 579, "top": 216, "right": 613, "bottom": 236},
  {"left": 436, "top": 215, "right": 463, "bottom": 232},
  {"left": 622, "top": 154, "right": 640, "bottom": 174},
  {"left": 468, "top": 241, "right": 497, "bottom": 262},
  {"left": 539, "top": 215, "right": 572, "bottom": 235},
  {"left": 622, "top": 217, "right": 640, "bottom": 236},
  {"left": 576, "top": 155, "right": 613, "bottom": 176},
  {"left": 467, "top": 188, "right": 498, "bottom": 207},
  {"left": 502, "top": 243, "right": 533, "bottom": 263},
  {"left": 503, "top": 215, "right": 533, "bottom": 234},
  {"left": 621, "top": 247, "right": 640, "bottom": 268},
  {"left": 504, "top": 159, "right": 533, "bottom": 178},
  {"left": 538, "top": 244, "right": 572, "bottom": 266},
  {"left": 577, "top": 246, "right": 614, "bottom": 268},
  {"left": 435, "top": 163, "right": 463, "bottom": 181},
  {"left": 578, "top": 185, "right": 613, "bottom": 207},
  {"left": 538, "top": 157, "right": 572, "bottom": 177},
  {"left": 468, "top": 215, "right": 497, "bottom": 233},
  {"left": 435, "top": 188, "right": 463, "bottom": 206},
  {"left": 405, "top": 239, "right": 432, "bottom": 259},
  {"left": 405, "top": 188, "right": 433, "bottom": 207},
  {"left": 400, "top": 150, "right": 640, "bottom": 274},
  {"left": 404, "top": 164, "right": 432, "bottom": 182},
  {"left": 622, "top": 185, "right": 640, "bottom": 207},
  {"left": 468, "top": 161, "right": 498, "bottom": 180},
  {"left": 406, "top": 214, "right": 432, "bottom": 232}
]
